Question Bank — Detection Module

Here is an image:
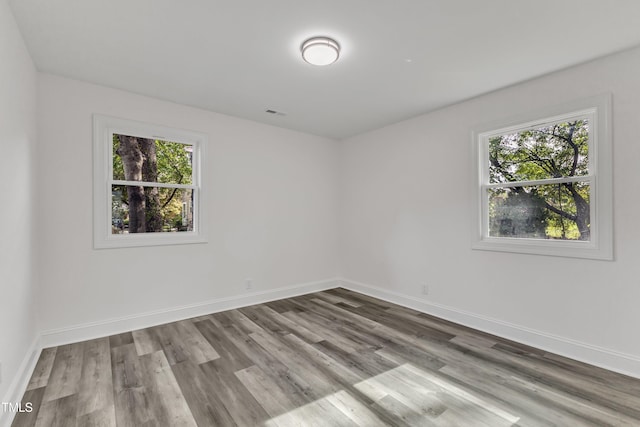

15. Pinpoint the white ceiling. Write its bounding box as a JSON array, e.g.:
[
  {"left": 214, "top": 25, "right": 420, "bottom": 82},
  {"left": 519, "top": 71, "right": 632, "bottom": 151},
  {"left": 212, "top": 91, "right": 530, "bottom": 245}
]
[{"left": 9, "top": 0, "right": 640, "bottom": 139}]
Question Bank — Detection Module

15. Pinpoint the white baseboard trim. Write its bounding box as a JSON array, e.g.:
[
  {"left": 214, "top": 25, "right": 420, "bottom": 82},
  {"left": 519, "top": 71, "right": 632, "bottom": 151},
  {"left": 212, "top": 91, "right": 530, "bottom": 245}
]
[
  {"left": 1, "top": 336, "right": 41, "bottom": 427},
  {"left": 338, "top": 277, "right": 640, "bottom": 379},
  {"left": 40, "top": 278, "right": 339, "bottom": 348}
]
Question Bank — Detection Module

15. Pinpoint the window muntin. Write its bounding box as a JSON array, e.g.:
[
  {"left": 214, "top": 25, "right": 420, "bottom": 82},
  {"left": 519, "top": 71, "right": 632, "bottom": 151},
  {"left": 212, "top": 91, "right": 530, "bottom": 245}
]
[
  {"left": 94, "top": 115, "right": 206, "bottom": 248},
  {"left": 485, "top": 116, "right": 592, "bottom": 242},
  {"left": 472, "top": 95, "right": 612, "bottom": 260}
]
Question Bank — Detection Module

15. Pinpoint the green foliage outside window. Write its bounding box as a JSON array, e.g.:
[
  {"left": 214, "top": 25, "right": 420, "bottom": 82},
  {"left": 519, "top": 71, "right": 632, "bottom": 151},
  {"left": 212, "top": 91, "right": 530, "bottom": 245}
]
[
  {"left": 488, "top": 120, "right": 590, "bottom": 241},
  {"left": 112, "top": 134, "right": 193, "bottom": 234}
]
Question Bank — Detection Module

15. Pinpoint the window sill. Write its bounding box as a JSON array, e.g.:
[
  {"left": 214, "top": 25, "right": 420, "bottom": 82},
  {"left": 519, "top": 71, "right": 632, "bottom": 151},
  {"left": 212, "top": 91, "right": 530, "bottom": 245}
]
[
  {"left": 472, "top": 237, "right": 612, "bottom": 260},
  {"left": 94, "top": 232, "right": 207, "bottom": 249}
]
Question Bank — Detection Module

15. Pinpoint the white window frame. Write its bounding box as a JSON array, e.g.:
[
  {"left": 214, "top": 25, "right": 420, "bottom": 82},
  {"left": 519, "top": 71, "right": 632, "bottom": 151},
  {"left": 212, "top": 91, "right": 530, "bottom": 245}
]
[
  {"left": 471, "top": 94, "right": 612, "bottom": 260},
  {"left": 93, "top": 115, "right": 207, "bottom": 249}
]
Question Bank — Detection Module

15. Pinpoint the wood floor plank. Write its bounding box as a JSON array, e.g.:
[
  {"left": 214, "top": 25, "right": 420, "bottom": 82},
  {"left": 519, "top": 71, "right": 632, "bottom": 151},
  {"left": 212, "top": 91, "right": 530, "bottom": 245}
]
[
  {"left": 189, "top": 314, "right": 213, "bottom": 322},
  {"left": 150, "top": 323, "right": 190, "bottom": 365},
  {"left": 235, "top": 364, "right": 294, "bottom": 417},
  {"left": 439, "top": 363, "right": 624, "bottom": 426},
  {"left": 171, "top": 359, "right": 238, "bottom": 427},
  {"left": 176, "top": 319, "right": 221, "bottom": 363},
  {"left": 138, "top": 350, "right": 197, "bottom": 426},
  {"left": 507, "top": 372, "right": 640, "bottom": 426},
  {"left": 337, "top": 302, "right": 456, "bottom": 343},
  {"left": 449, "top": 332, "right": 498, "bottom": 348},
  {"left": 26, "top": 348, "right": 56, "bottom": 391},
  {"left": 327, "top": 288, "right": 392, "bottom": 310},
  {"left": 313, "top": 339, "right": 411, "bottom": 384},
  {"left": 194, "top": 319, "right": 254, "bottom": 372},
  {"left": 281, "top": 310, "right": 362, "bottom": 354},
  {"left": 41, "top": 344, "right": 84, "bottom": 402},
  {"left": 264, "top": 298, "right": 299, "bottom": 314},
  {"left": 10, "top": 387, "right": 45, "bottom": 427},
  {"left": 354, "top": 364, "right": 446, "bottom": 420},
  {"left": 108, "top": 332, "right": 133, "bottom": 349},
  {"left": 310, "top": 297, "right": 441, "bottom": 354},
  {"left": 264, "top": 395, "right": 359, "bottom": 427},
  {"left": 451, "top": 335, "right": 640, "bottom": 419},
  {"left": 34, "top": 394, "right": 78, "bottom": 427},
  {"left": 131, "top": 328, "right": 162, "bottom": 357},
  {"left": 238, "top": 305, "right": 290, "bottom": 335},
  {"left": 307, "top": 299, "right": 446, "bottom": 371},
  {"left": 149, "top": 320, "right": 220, "bottom": 366},
  {"left": 325, "top": 390, "right": 388, "bottom": 427},
  {"left": 542, "top": 351, "right": 640, "bottom": 395},
  {"left": 110, "top": 343, "right": 155, "bottom": 427},
  {"left": 385, "top": 359, "right": 520, "bottom": 426},
  {"left": 16, "top": 288, "right": 640, "bottom": 426},
  {"left": 249, "top": 329, "right": 340, "bottom": 398},
  {"left": 199, "top": 358, "right": 271, "bottom": 426},
  {"left": 76, "top": 406, "right": 117, "bottom": 427},
  {"left": 224, "top": 309, "right": 264, "bottom": 335},
  {"left": 303, "top": 298, "right": 391, "bottom": 348},
  {"left": 311, "top": 342, "right": 394, "bottom": 404},
  {"left": 438, "top": 362, "right": 551, "bottom": 423},
  {"left": 282, "top": 333, "right": 363, "bottom": 385},
  {"left": 221, "top": 323, "right": 314, "bottom": 408},
  {"left": 440, "top": 336, "right": 633, "bottom": 425},
  {"left": 279, "top": 332, "right": 410, "bottom": 425},
  {"left": 385, "top": 306, "right": 478, "bottom": 338},
  {"left": 372, "top": 394, "right": 433, "bottom": 427},
  {"left": 314, "top": 291, "right": 362, "bottom": 308},
  {"left": 76, "top": 338, "right": 114, "bottom": 418},
  {"left": 377, "top": 340, "right": 446, "bottom": 372},
  {"left": 258, "top": 305, "right": 325, "bottom": 343}
]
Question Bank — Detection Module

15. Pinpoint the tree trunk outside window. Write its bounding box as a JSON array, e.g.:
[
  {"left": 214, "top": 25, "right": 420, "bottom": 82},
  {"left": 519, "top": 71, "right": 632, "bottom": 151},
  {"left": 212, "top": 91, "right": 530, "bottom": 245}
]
[{"left": 116, "top": 136, "right": 161, "bottom": 233}]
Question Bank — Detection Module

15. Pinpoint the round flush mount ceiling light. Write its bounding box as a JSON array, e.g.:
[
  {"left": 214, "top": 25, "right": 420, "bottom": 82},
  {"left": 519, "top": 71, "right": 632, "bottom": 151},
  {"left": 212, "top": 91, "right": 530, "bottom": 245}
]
[{"left": 301, "top": 37, "right": 340, "bottom": 66}]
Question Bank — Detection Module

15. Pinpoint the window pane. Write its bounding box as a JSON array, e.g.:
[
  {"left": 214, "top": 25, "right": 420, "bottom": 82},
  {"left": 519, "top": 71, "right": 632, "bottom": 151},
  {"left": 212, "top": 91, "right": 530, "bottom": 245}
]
[
  {"left": 112, "top": 185, "right": 194, "bottom": 234},
  {"left": 489, "top": 119, "right": 589, "bottom": 183},
  {"left": 488, "top": 182, "right": 590, "bottom": 241},
  {"left": 113, "top": 134, "right": 193, "bottom": 184}
]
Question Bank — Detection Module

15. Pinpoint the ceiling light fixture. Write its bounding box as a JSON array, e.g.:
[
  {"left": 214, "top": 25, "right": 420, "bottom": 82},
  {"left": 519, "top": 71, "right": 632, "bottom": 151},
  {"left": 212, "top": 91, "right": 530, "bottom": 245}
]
[{"left": 301, "top": 37, "right": 340, "bottom": 66}]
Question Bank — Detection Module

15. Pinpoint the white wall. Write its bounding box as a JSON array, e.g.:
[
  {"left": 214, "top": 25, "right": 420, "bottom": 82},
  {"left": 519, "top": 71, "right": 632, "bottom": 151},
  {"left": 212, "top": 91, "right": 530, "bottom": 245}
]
[
  {"left": 339, "top": 47, "right": 640, "bottom": 374},
  {"left": 37, "top": 74, "right": 339, "bottom": 336},
  {"left": 0, "top": 0, "right": 38, "bottom": 404}
]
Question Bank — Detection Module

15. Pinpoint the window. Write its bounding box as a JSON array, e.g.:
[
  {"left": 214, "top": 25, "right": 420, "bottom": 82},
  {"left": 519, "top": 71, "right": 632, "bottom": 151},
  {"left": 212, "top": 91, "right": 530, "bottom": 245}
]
[
  {"left": 93, "top": 115, "right": 207, "bottom": 248},
  {"left": 471, "top": 95, "right": 612, "bottom": 259}
]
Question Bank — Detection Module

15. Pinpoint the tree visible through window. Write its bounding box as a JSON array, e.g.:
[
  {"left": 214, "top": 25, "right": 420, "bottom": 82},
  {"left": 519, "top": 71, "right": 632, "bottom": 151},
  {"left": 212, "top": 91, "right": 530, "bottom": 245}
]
[
  {"left": 93, "top": 115, "right": 206, "bottom": 249},
  {"left": 112, "top": 135, "right": 194, "bottom": 234},
  {"left": 472, "top": 96, "right": 612, "bottom": 260},
  {"left": 488, "top": 119, "right": 590, "bottom": 241}
]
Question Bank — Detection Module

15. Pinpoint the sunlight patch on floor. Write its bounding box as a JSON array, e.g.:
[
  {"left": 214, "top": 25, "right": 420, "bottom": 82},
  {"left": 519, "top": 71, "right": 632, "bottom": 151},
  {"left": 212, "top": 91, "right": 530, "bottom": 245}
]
[
  {"left": 264, "top": 362, "right": 520, "bottom": 426},
  {"left": 264, "top": 389, "right": 384, "bottom": 427},
  {"left": 355, "top": 362, "right": 520, "bottom": 426}
]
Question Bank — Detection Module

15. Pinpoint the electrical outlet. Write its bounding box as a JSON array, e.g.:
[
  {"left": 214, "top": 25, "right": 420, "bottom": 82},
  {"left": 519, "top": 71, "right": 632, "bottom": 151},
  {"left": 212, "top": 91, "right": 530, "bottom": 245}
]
[
  {"left": 245, "top": 278, "right": 253, "bottom": 290},
  {"left": 422, "top": 284, "right": 429, "bottom": 295}
]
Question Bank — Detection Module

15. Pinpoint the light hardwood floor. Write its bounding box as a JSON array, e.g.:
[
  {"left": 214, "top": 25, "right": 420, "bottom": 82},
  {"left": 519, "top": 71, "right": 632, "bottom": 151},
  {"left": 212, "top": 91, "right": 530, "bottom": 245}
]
[{"left": 12, "top": 288, "right": 640, "bottom": 426}]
